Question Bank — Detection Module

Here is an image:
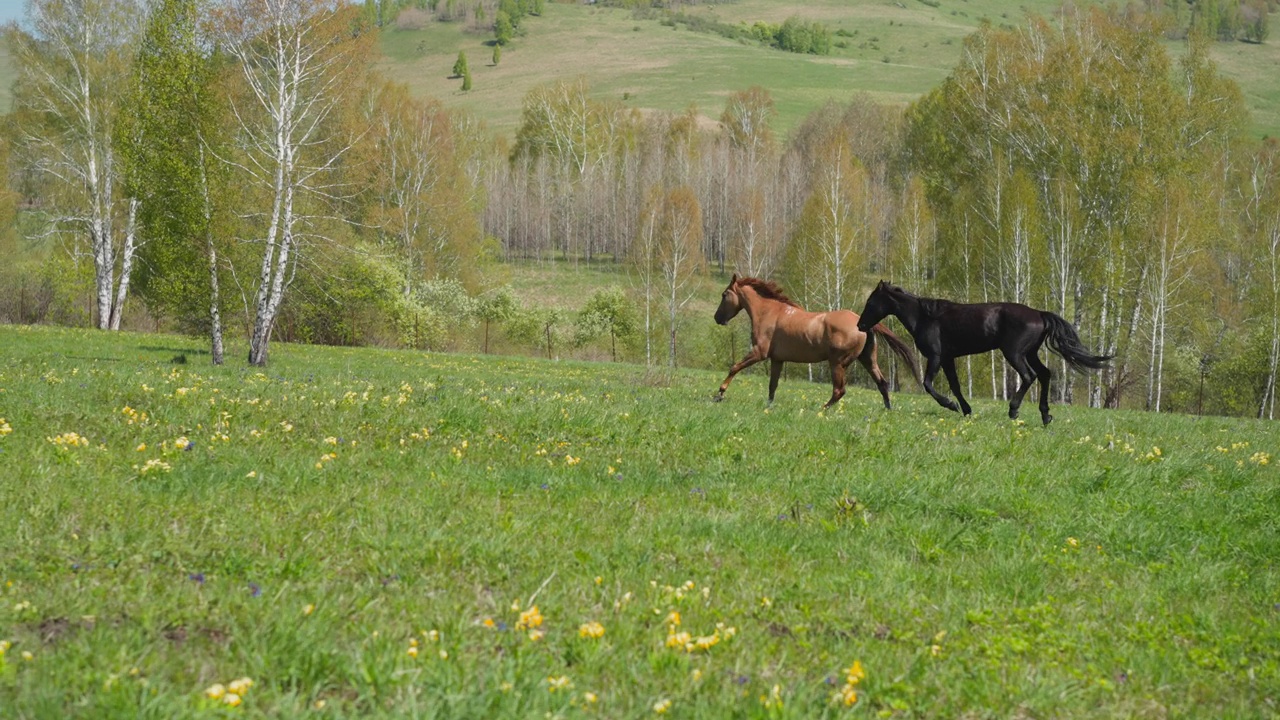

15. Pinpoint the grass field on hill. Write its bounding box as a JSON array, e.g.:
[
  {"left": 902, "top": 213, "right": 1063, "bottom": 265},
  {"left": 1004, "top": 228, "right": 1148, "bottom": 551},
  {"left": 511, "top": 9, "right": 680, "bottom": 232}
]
[
  {"left": 377, "top": 0, "right": 1280, "bottom": 139},
  {"left": 1, "top": 324, "right": 1278, "bottom": 718}
]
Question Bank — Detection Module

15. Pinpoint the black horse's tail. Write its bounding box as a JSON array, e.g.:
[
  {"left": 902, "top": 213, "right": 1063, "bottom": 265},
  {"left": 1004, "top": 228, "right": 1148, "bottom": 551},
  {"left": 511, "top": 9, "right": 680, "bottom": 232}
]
[
  {"left": 1041, "top": 312, "right": 1111, "bottom": 372},
  {"left": 872, "top": 323, "right": 923, "bottom": 388}
]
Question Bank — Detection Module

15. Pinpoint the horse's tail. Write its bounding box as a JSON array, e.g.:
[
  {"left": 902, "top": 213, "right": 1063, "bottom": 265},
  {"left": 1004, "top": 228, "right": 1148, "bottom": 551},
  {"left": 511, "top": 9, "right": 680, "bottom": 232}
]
[
  {"left": 1040, "top": 312, "right": 1112, "bottom": 372},
  {"left": 872, "top": 323, "right": 923, "bottom": 388}
]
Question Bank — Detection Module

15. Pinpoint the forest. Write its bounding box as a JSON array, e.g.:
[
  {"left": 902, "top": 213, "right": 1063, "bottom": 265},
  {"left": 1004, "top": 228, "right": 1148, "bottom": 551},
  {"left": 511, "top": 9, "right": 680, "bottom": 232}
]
[{"left": 2, "top": 0, "right": 1280, "bottom": 419}]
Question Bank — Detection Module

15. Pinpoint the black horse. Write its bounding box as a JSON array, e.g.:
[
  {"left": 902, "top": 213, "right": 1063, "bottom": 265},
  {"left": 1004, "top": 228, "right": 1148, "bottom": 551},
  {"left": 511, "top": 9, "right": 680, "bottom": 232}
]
[{"left": 855, "top": 281, "right": 1111, "bottom": 426}]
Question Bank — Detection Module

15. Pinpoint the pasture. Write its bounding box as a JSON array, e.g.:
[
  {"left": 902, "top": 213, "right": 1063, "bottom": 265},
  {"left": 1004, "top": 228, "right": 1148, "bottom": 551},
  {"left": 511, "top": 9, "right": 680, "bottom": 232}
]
[{"left": 1, "top": 324, "right": 1278, "bottom": 718}]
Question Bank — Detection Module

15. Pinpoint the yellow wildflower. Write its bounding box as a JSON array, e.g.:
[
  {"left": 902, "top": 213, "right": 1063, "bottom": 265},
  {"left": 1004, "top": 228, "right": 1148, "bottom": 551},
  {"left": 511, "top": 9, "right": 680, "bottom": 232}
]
[
  {"left": 205, "top": 683, "right": 226, "bottom": 700},
  {"left": 406, "top": 646, "right": 419, "bottom": 658},
  {"left": 583, "top": 691, "right": 599, "bottom": 704},
  {"left": 302, "top": 603, "right": 315, "bottom": 616},
  {"left": 546, "top": 675, "right": 573, "bottom": 692},
  {"left": 516, "top": 605, "right": 543, "bottom": 630},
  {"left": 578, "top": 621, "right": 605, "bottom": 639},
  {"left": 665, "top": 611, "right": 681, "bottom": 627},
  {"left": 528, "top": 629, "right": 545, "bottom": 642},
  {"left": 845, "top": 660, "right": 865, "bottom": 685},
  {"left": 653, "top": 698, "right": 672, "bottom": 714},
  {"left": 228, "top": 678, "right": 253, "bottom": 694},
  {"left": 223, "top": 692, "right": 242, "bottom": 707}
]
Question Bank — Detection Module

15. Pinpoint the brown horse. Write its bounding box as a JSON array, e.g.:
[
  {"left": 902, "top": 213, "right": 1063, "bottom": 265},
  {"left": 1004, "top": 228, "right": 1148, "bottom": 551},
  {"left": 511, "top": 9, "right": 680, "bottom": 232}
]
[{"left": 712, "top": 274, "right": 922, "bottom": 409}]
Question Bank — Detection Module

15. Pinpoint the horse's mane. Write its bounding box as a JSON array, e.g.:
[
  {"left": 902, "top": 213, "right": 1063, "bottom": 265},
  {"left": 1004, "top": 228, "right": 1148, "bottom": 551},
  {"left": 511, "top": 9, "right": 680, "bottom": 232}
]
[
  {"left": 737, "top": 277, "right": 801, "bottom": 308},
  {"left": 883, "top": 282, "right": 944, "bottom": 318}
]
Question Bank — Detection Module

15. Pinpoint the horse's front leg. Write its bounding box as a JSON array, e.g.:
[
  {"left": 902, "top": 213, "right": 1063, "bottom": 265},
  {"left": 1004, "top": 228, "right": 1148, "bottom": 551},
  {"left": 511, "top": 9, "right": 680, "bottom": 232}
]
[
  {"left": 942, "top": 358, "right": 972, "bottom": 416},
  {"left": 922, "top": 355, "right": 961, "bottom": 413},
  {"left": 714, "top": 347, "right": 766, "bottom": 401}
]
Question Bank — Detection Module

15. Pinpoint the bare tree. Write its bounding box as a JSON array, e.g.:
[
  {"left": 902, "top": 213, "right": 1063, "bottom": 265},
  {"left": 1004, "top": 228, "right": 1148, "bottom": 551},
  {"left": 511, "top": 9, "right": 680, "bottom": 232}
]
[
  {"left": 214, "top": 0, "right": 372, "bottom": 365},
  {"left": 8, "top": 0, "right": 143, "bottom": 330}
]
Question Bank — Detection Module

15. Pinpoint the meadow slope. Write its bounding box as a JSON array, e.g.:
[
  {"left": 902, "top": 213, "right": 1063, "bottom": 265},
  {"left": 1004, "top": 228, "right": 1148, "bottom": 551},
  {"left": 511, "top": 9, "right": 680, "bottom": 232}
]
[
  {"left": 378, "top": 0, "right": 1280, "bottom": 139},
  {"left": 0, "top": 324, "right": 1278, "bottom": 718}
]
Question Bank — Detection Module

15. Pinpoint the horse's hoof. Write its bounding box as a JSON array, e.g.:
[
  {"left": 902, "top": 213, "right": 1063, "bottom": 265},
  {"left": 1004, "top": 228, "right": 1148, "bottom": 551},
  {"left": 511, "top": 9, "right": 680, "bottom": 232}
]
[
  {"left": 1008, "top": 409, "right": 1019, "bottom": 420},
  {"left": 712, "top": 394, "right": 724, "bottom": 403},
  {"left": 1042, "top": 414, "right": 1053, "bottom": 426}
]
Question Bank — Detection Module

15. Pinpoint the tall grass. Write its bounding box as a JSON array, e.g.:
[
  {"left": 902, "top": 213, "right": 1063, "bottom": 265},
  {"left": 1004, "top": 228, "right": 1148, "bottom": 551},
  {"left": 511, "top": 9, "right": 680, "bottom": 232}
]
[{"left": 1, "top": 324, "right": 1277, "bottom": 718}]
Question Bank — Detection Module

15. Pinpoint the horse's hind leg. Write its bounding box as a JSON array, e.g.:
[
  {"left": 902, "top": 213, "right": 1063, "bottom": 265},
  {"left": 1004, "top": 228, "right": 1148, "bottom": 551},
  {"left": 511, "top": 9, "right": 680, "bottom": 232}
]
[
  {"left": 1002, "top": 349, "right": 1037, "bottom": 421},
  {"left": 823, "top": 359, "right": 847, "bottom": 409},
  {"left": 767, "top": 360, "right": 783, "bottom": 406},
  {"left": 941, "top": 358, "right": 972, "bottom": 416},
  {"left": 1027, "top": 352, "right": 1053, "bottom": 426},
  {"left": 856, "top": 345, "right": 892, "bottom": 410}
]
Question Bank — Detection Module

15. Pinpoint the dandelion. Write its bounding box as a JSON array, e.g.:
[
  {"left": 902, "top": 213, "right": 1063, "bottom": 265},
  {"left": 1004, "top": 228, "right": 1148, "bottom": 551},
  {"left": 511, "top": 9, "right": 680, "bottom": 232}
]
[
  {"left": 583, "top": 691, "right": 599, "bottom": 705},
  {"left": 653, "top": 698, "right": 672, "bottom": 714},
  {"left": 578, "top": 621, "right": 605, "bottom": 639},
  {"left": 528, "top": 629, "right": 545, "bottom": 641},
  {"left": 406, "top": 646, "right": 419, "bottom": 658},
  {"left": 425, "top": 629, "right": 440, "bottom": 642},
  {"left": 565, "top": 454, "right": 581, "bottom": 466},
  {"left": 205, "top": 683, "right": 227, "bottom": 700},
  {"left": 483, "top": 617, "right": 495, "bottom": 628},
  {"left": 135, "top": 443, "right": 147, "bottom": 452},
  {"left": 665, "top": 611, "right": 681, "bottom": 627},
  {"left": 228, "top": 678, "right": 253, "bottom": 694},
  {"left": 1066, "top": 537, "right": 1079, "bottom": 548},
  {"left": 303, "top": 603, "right": 315, "bottom": 616},
  {"left": 223, "top": 692, "right": 242, "bottom": 707},
  {"left": 835, "top": 684, "right": 858, "bottom": 707},
  {"left": 0, "top": 418, "right": 12, "bottom": 436},
  {"left": 845, "top": 660, "right": 865, "bottom": 685},
  {"left": 665, "top": 631, "right": 691, "bottom": 648}
]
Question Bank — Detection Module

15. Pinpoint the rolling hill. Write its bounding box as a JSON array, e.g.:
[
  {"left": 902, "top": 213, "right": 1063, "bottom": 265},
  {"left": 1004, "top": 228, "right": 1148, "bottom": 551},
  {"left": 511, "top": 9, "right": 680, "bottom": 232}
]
[{"left": 377, "top": 0, "right": 1280, "bottom": 139}]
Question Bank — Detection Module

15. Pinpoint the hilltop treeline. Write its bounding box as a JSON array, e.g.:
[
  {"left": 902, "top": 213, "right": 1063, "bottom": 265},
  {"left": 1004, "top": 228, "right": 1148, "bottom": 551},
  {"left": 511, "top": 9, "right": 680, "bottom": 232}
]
[{"left": 2, "top": 1, "right": 1280, "bottom": 419}]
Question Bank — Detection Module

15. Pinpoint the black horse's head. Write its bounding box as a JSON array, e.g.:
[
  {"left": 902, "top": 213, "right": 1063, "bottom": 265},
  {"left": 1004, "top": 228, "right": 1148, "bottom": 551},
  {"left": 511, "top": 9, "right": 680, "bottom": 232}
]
[
  {"left": 856, "top": 280, "right": 897, "bottom": 332},
  {"left": 714, "top": 274, "right": 743, "bottom": 326}
]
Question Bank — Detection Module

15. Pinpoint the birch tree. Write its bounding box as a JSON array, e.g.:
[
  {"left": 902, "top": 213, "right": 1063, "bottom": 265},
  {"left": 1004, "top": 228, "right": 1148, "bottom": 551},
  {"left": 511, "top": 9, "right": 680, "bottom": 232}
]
[
  {"left": 214, "top": 0, "right": 373, "bottom": 366},
  {"left": 8, "top": 0, "right": 143, "bottom": 330}
]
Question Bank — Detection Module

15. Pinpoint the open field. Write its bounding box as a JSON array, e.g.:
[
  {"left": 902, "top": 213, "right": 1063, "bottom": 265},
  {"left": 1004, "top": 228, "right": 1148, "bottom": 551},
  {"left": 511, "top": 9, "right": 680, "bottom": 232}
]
[
  {"left": 1, "top": 324, "right": 1278, "bottom": 718},
  {"left": 378, "top": 0, "right": 1280, "bottom": 139}
]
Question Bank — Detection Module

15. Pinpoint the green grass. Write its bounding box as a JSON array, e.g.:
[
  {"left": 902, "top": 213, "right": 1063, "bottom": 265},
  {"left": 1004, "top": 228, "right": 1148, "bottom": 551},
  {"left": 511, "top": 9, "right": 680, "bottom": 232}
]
[
  {"left": 2, "top": 324, "right": 1278, "bottom": 718},
  {"left": 378, "top": 1, "right": 1280, "bottom": 139}
]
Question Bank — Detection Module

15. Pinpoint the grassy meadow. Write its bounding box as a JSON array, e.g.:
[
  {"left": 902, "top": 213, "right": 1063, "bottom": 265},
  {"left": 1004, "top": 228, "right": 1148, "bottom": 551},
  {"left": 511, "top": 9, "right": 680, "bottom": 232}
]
[
  {"left": 377, "top": 0, "right": 1280, "bottom": 139},
  {"left": 1, "top": 323, "right": 1278, "bottom": 718}
]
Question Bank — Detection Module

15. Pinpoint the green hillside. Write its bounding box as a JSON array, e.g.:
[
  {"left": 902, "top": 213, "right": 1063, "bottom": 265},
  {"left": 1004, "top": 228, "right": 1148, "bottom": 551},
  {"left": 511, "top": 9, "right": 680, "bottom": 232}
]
[
  {"left": 1, "top": 324, "right": 1277, "bottom": 716},
  {"left": 379, "top": 0, "right": 1280, "bottom": 139}
]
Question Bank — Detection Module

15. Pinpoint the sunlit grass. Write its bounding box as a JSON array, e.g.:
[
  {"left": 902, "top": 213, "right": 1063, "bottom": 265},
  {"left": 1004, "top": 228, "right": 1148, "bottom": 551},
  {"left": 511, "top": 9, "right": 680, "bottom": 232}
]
[{"left": 1, "top": 324, "right": 1277, "bottom": 718}]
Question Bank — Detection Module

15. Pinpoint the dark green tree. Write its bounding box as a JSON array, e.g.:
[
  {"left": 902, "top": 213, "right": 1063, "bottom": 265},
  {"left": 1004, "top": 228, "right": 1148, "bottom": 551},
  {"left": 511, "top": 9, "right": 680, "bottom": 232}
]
[
  {"left": 452, "top": 50, "right": 468, "bottom": 77},
  {"left": 494, "top": 11, "right": 513, "bottom": 45}
]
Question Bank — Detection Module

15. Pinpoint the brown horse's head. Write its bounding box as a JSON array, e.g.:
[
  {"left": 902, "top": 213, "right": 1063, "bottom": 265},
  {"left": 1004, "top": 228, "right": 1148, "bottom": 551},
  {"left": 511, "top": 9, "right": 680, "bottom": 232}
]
[
  {"left": 714, "top": 274, "right": 743, "bottom": 326},
  {"left": 856, "top": 280, "right": 896, "bottom": 332}
]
